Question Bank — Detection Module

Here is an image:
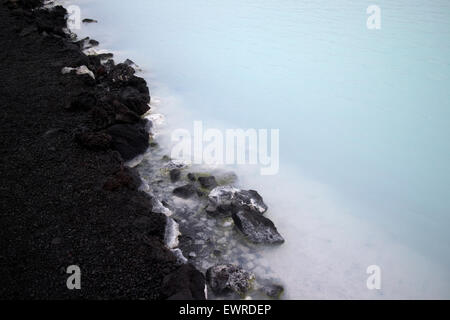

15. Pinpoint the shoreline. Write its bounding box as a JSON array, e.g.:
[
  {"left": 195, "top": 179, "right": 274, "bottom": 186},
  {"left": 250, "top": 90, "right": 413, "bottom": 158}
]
[
  {"left": 0, "top": 0, "right": 285, "bottom": 299},
  {"left": 0, "top": 0, "right": 205, "bottom": 299}
]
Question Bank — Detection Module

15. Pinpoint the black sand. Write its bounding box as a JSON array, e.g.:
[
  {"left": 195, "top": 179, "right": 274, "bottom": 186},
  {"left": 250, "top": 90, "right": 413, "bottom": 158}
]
[{"left": 0, "top": 1, "right": 204, "bottom": 299}]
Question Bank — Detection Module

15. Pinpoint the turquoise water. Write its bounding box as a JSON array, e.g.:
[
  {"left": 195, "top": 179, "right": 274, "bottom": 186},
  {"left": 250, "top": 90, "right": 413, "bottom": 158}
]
[{"left": 67, "top": 0, "right": 450, "bottom": 298}]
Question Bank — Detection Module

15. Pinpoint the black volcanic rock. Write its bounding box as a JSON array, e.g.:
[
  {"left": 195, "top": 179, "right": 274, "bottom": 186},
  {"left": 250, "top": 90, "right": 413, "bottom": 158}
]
[
  {"left": 170, "top": 168, "right": 181, "bottom": 182},
  {"left": 232, "top": 210, "right": 284, "bottom": 245},
  {"left": 198, "top": 176, "right": 218, "bottom": 189},
  {"left": 106, "top": 122, "right": 150, "bottom": 161},
  {"left": 207, "top": 186, "right": 268, "bottom": 217},
  {"left": 173, "top": 184, "right": 197, "bottom": 199},
  {"left": 119, "top": 86, "right": 150, "bottom": 115}
]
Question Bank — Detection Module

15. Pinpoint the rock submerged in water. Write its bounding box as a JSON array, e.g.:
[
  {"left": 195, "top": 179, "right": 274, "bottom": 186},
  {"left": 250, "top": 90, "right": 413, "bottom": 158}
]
[
  {"left": 198, "top": 176, "right": 218, "bottom": 189},
  {"left": 206, "top": 264, "right": 255, "bottom": 297},
  {"left": 260, "top": 283, "right": 284, "bottom": 299},
  {"left": 82, "top": 18, "right": 98, "bottom": 24},
  {"left": 170, "top": 168, "right": 181, "bottom": 182},
  {"left": 232, "top": 210, "right": 284, "bottom": 245},
  {"left": 173, "top": 184, "right": 197, "bottom": 199}
]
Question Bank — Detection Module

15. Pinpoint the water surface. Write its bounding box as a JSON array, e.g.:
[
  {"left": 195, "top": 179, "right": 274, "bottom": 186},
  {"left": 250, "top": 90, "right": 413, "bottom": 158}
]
[{"left": 66, "top": 0, "right": 450, "bottom": 298}]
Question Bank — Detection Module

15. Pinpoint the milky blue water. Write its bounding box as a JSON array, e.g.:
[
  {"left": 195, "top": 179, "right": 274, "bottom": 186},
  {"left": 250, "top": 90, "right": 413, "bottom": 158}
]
[{"left": 66, "top": 0, "right": 450, "bottom": 298}]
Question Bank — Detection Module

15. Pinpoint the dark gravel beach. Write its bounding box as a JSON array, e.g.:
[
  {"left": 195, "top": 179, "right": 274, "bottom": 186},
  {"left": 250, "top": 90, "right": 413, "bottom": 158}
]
[{"left": 0, "top": 1, "right": 204, "bottom": 299}]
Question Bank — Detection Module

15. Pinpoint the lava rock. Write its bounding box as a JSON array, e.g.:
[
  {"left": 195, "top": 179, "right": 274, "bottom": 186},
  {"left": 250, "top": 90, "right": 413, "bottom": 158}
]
[
  {"left": 34, "top": 6, "right": 67, "bottom": 37},
  {"left": 90, "top": 103, "right": 115, "bottom": 129},
  {"left": 173, "top": 184, "right": 197, "bottom": 199},
  {"left": 106, "top": 122, "right": 149, "bottom": 161},
  {"left": 109, "top": 63, "right": 135, "bottom": 84},
  {"left": 232, "top": 210, "right": 284, "bottom": 245},
  {"left": 260, "top": 283, "right": 284, "bottom": 299},
  {"left": 207, "top": 186, "right": 268, "bottom": 217},
  {"left": 97, "top": 53, "right": 114, "bottom": 61},
  {"left": 206, "top": 264, "right": 255, "bottom": 296},
  {"left": 82, "top": 18, "right": 98, "bottom": 23},
  {"left": 170, "top": 168, "right": 181, "bottom": 183},
  {"left": 161, "top": 264, "right": 206, "bottom": 300},
  {"left": 119, "top": 86, "right": 150, "bottom": 115},
  {"left": 88, "top": 39, "right": 99, "bottom": 47},
  {"left": 198, "top": 176, "right": 218, "bottom": 189},
  {"left": 68, "top": 92, "right": 97, "bottom": 111},
  {"left": 111, "top": 100, "right": 141, "bottom": 124}
]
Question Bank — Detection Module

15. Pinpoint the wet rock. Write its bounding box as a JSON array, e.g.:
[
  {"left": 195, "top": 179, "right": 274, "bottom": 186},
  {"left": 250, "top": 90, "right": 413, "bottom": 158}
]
[
  {"left": 106, "top": 122, "right": 149, "bottom": 161},
  {"left": 165, "top": 159, "right": 188, "bottom": 170},
  {"left": 207, "top": 186, "right": 268, "bottom": 216},
  {"left": 206, "top": 264, "right": 255, "bottom": 296},
  {"left": 173, "top": 184, "right": 197, "bottom": 199},
  {"left": 88, "top": 39, "right": 99, "bottom": 47},
  {"left": 82, "top": 18, "right": 98, "bottom": 23},
  {"left": 198, "top": 176, "right": 218, "bottom": 189},
  {"left": 97, "top": 53, "right": 114, "bottom": 61},
  {"left": 260, "top": 283, "right": 284, "bottom": 299},
  {"left": 232, "top": 210, "right": 284, "bottom": 245},
  {"left": 75, "top": 131, "right": 111, "bottom": 150},
  {"left": 161, "top": 264, "right": 206, "bottom": 300},
  {"left": 124, "top": 59, "right": 135, "bottom": 66},
  {"left": 170, "top": 168, "right": 181, "bottom": 183},
  {"left": 187, "top": 173, "right": 196, "bottom": 181}
]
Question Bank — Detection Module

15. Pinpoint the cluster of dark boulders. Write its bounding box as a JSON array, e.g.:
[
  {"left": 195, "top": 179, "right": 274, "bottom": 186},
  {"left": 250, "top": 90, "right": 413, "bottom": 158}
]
[
  {"left": 168, "top": 170, "right": 285, "bottom": 297},
  {"left": 171, "top": 173, "right": 219, "bottom": 199},
  {"left": 5, "top": 1, "right": 152, "bottom": 163},
  {"left": 68, "top": 60, "right": 151, "bottom": 161},
  {"left": 206, "top": 186, "right": 284, "bottom": 245},
  {"left": 6, "top": 1, "right": 66, "bottom": 36},
  {"left": 170, "top": 172, "right": 284, "bottom": 246}
]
